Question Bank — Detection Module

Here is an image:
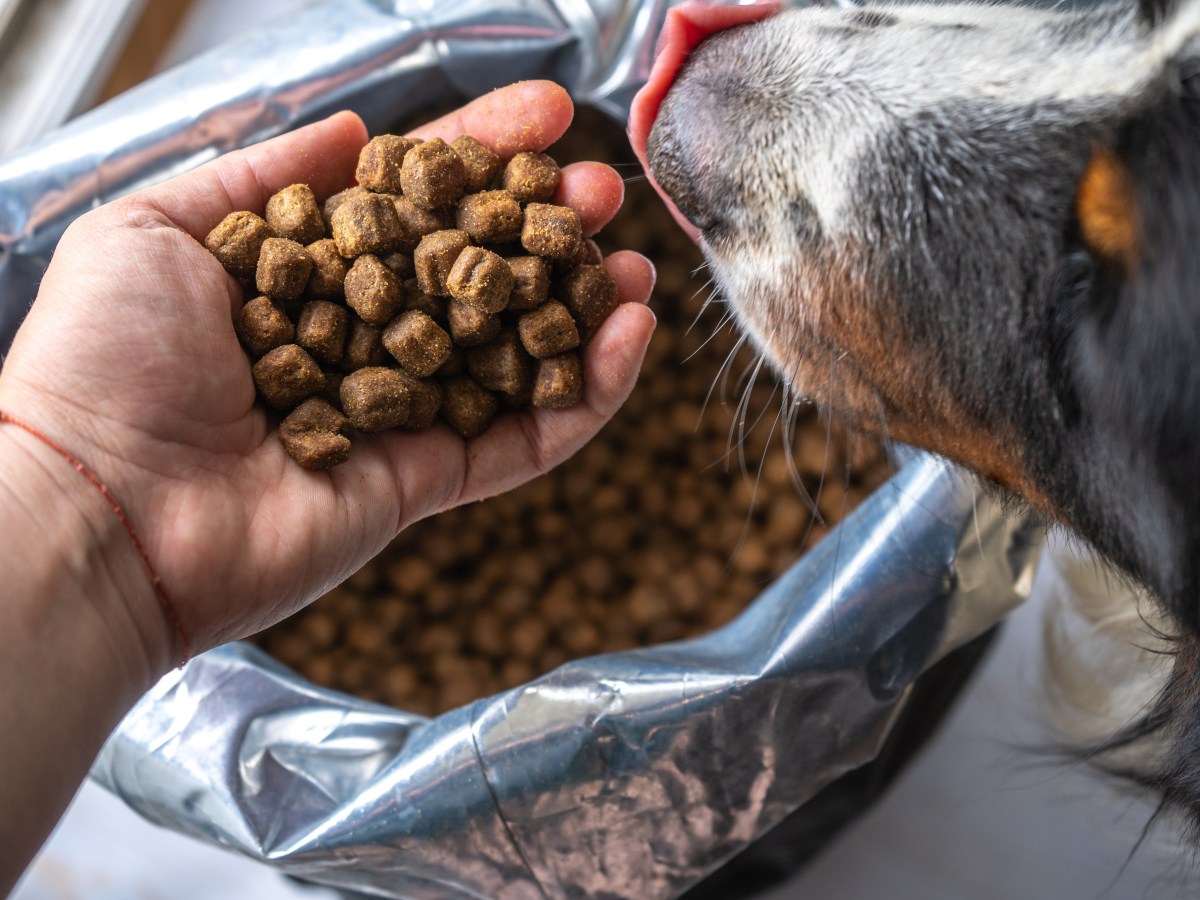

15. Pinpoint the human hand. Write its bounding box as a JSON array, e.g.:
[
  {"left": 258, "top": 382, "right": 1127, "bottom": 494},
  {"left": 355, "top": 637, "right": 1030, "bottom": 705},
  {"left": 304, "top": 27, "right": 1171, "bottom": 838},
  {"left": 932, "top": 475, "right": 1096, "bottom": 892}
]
[{"left": 0, "top": 81, "right": 656, "bottom": 675}]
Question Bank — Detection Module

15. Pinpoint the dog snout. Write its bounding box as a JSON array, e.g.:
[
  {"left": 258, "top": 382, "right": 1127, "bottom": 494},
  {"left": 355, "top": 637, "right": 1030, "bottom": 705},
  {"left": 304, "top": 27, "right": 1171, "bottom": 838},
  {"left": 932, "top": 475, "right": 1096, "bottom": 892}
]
[
  {"left": 652, "top": 102, "right": 715, "bottom": 232},
  {"left": 646, "top": 89, "right": 724, "bottom": 233}
]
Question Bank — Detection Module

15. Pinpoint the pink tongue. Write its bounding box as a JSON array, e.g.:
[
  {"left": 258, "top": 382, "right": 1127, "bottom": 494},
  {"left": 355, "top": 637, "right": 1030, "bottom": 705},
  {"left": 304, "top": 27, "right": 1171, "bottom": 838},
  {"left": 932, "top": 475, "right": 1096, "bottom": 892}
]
[{"left": 629, "top": 1, "right": 780, "bottom": 241}]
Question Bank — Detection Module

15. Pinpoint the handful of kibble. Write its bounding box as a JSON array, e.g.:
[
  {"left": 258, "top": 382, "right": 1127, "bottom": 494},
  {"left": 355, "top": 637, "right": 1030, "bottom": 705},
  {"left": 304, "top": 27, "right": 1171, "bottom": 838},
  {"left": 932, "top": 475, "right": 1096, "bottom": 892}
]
[{"left": 203, "top": 134, "right": 619, "bottom": 469}]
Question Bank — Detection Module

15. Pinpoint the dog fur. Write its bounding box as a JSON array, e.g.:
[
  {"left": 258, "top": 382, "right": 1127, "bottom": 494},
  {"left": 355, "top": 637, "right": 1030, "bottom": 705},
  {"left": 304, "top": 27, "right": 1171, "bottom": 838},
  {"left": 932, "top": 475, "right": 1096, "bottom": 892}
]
[{"left": 646, "top": 0, "right": 1200, "bottom": 833}]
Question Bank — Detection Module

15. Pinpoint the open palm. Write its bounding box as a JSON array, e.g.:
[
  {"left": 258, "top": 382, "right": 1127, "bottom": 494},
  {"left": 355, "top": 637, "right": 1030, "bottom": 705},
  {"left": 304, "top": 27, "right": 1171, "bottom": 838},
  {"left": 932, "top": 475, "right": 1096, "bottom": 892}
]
[{"left": 0, "top": 82, "right": 655, "bottom": 665}]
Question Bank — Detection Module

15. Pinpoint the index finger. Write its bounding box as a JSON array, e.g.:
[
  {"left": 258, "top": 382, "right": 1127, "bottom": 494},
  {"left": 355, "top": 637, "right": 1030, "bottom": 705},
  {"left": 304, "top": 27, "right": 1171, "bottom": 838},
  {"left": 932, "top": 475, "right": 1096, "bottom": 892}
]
[{"left": 408, "top": 81, "right": 574, "bottom": 158}]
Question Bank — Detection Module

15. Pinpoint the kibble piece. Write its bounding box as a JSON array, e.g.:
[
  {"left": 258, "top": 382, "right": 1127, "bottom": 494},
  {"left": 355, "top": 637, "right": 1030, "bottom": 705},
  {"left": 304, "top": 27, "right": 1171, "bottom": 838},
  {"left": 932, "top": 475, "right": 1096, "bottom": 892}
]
[
  {"left": 561, "top": 263, "right": 619, "bottom": 330},
  {"left": 344, "top": 254, "right": 403, "bottom": 325},
  {"left": 296, "top": 301, "right": 348, "bottom": 366},
  {"left": 441, "top": 376, "right": 498, "bottom": 438},
  {"left": 403, "top": 278, "right": 447, "bottom": 321},
  {"left": 451, "top": 135, "right": 502, "bottom": 192},
  {"left": 252, "top": 344, "right": 325, "bottom": 410},
  {"left": 306, "top": 239, "right": 348, "bottom": 299},
  {"left": 414, "top": 229, "right": 470, "bottom": 297},
  {"left": 532, "top": 352, "right": 583, "bottom": 409},
  {"left": 205, "top": 211, "right": 272, "bottom": 279},
  {"left": 266, "top": 184, "right": 324, "bottom": 245},
  {"left": 382, "top": 251, "right": 415, "bottom": 280},
  {"left": 356, "top": 135, "right": 417, "bottom": 193},
  {"left": 256, "top": 237, "right": 313, "bottom": 302},
  {"left": 448, "top": 298, "right": 501, "bottom": 347},
  {"left": 456, "top": 190, "right": 522, "bottom": 244},
  {"left": 503, "top": 151, "right": 560, "bottom": 203},
  {"left": 278, "top": 398, "right": 351, "bottom": 470},
  {"left": 322, "top": 185, "right": 367, "bottom": 229},
  {"left": 521, "top": 203, "right": 581, "bottom": 260},
  {"left": 342, "top": 316, "right": 386, "bottom": 371},
  {"left": 331, "top": 192, "right": 403, "bottom": 257},
  {"left": 467, "top": 330, "right": 533, "bottom": 395},
  {"left": 393, "top": 196, "right": 452, "bottom": 251},
  {"left": 578, "top": 237, "right": 604, "bottom": 266},
  {"left": 518, "top": 301, "right": 580, "bottom": 358},
  {"left": 318, "top": 371, "right": 345, "bottom": 408},
  {"left": 383, "top": 310, "right": 452, "bottom": 377},
  {"left": 506, "top": 256, "right": 551, "bottom": 311},
  {"left": 446, "top": 246, "right": 514, "bottom": 313},
  {"left": 400, "top": 138, "right": 467, "bottom": 210},
  {"left": 394, "top": 370, "right": 443, "bottom": 430},
  {"left": 235, "top": 296, "right": 293, "bottom": 358},
  {"left": 340, "top": 367, "right": 411, "bottom": 432},
  {"left": 438, "top": 345, "right": 465, "bottom": 377}
]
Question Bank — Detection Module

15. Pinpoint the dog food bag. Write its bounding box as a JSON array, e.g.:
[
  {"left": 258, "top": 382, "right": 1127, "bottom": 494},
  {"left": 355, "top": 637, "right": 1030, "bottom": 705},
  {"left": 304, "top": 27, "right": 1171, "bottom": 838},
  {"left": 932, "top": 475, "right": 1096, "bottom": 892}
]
[{"left": 0, "top": 2, "right": 1042, "bottom": 898}]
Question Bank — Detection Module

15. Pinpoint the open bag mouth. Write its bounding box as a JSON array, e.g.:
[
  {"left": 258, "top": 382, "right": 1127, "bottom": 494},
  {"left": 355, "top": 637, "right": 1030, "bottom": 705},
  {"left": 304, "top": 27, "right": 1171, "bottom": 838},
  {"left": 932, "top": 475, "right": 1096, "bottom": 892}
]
[{"left": 628, "top": 0, "right": 780, "bottom": 240}]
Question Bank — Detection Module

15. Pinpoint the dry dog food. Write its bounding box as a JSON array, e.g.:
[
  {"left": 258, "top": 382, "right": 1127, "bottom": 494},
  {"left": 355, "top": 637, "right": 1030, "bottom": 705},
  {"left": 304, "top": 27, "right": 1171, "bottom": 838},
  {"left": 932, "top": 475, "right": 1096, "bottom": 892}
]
[
  {"left": 204, "top": 131, "right": 621, "bottom": 468},
  {"left": 252, "top": 110, "right": 893, "bottom": 716}
]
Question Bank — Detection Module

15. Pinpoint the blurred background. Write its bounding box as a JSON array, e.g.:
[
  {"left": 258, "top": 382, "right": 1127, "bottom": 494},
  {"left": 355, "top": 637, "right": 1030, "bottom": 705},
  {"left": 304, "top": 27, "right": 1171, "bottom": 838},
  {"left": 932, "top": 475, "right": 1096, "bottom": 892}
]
[{"left": 3, "top": 1, "right": 1194, "bottom": 897}]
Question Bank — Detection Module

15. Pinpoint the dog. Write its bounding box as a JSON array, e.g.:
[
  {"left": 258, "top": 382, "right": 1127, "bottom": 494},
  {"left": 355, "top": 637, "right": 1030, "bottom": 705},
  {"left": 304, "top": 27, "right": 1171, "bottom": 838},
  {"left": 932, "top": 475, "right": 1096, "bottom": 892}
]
[{"left": 630, "top": 0, "right": 1200, "bottom": 839}]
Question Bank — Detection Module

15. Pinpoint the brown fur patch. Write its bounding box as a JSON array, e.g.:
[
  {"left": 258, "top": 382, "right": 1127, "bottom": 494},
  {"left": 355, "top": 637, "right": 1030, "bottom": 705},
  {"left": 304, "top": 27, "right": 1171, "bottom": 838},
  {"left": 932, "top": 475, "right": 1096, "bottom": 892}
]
[
  {"left": 752, "top": 248, "right": 1052, "bottom": 512},
  {"left": 1076, "top": 145, "right": 1141, "bottom": 271}
]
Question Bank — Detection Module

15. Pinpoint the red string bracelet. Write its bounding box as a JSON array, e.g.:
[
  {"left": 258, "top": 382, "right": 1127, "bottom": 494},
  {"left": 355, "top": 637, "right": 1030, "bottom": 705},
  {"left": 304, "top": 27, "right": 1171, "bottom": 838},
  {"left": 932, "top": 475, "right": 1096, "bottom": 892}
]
[{"left": 0, "top": 409, "right": 191, "bottom": 667}]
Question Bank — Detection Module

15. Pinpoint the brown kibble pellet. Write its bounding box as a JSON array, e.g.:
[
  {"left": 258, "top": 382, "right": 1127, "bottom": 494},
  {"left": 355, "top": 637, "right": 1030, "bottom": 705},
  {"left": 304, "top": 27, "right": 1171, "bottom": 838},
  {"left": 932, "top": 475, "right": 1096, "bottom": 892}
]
[
  {"left": 402, "top": 278, "right": 447, "bottom": 321},
  {"left": 521, "top": 203, "right": 581, "bottom": 259},
  {"left": 382, "top": 251, "right": 415, "bottom": 281},
  {"left": 278, "top": 398, "right": 351, "bottom": 470},
  {"left": 205, "top": 211, "right": 272, "bottom": 279},
  {"left": 342, "top": 316, "right": 386, "bottom": 371},
  {"left": 356, "top": 135, "right": 417, "bottom": 193},
  {"left": 446, "top": 246, "right": 513, "bottom": 313},
  {"left": 322, "top": 185, "right": 367, "bottom": 229},
  {"left": 440, "top": 376, "right": 497, "bottom": 438},
  {"left": 400, "top": 138, "right": 466, "bottom": 210},
  {"left": 456, "top": 190, "right": 522, "bottom": 244},
  {"left": 340, "top": 366, "right": 411, "bottom": 432},
  {"left": 560, "top": 263, "right": 619, "bottom": 330},
  {"left": 503, "top": 152, "right": 560, "bottom": 203},
  {"left": 392, "top": 196, "right": 452, "bottom": 251},
  {"left": 518, "top": 301, "right": 580, "bottom": 358},
  {"left": 306, "top": 239, "right": 348, "bottom": 299},
  {"left": 383, "top": 310, "right": 452, "bottom": 377},
  {"left": 438, "top": 345, "right": 465, "bottom": 377},
  {"left": 506, "top": 256, "right": 551, "bottom": 311},
  {"left": 414, "top": 229, "right": 470, "bottom": 297},
  {"left": 296, "top": 301, "right": 348, "bottom": 366},
  {"left": 252, "top": 344, "right": 324, "bottom": 410},
  {"left": 266, "top": 184, "right": 324, "bottom": 245},
  {"left": 344, "top": 254, "right": 403, "bottom": 325},
  {"left": 235, "top": 296, "right": 293, "bottom": 358},
  {"left": 532, "top": 352, "right": 583, "bottom": 409},
  {"left": 256, "top": 237, "right": 313, "bottom": 302},
  {"left": 447, "top": 298, "right": 500, "bottom": 347},
  {"left": 452, "top": 135, "right": 502, "bottom": 192},
  {"left": 318, "top": 371, "right": 345, "bottom": 409},
  {"left": 394, "top": 370, "right": 443, "bottom": 430},
  {"left": 331, "top": 192, "right": 402, "bottom": 257},
  {"left": 467, "top": 330, "right": 533, "bottom": 396}
]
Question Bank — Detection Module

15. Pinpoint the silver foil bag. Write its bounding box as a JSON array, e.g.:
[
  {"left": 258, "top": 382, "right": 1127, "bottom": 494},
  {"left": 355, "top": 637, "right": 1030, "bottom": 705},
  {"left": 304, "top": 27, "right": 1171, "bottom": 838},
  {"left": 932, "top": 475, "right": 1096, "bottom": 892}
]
[
  {"left": 0, "top": 0, "right": 1042, "bottom": 896},
  {"left": 93, "top": 456, "right": 1039, "bottom": 898}
]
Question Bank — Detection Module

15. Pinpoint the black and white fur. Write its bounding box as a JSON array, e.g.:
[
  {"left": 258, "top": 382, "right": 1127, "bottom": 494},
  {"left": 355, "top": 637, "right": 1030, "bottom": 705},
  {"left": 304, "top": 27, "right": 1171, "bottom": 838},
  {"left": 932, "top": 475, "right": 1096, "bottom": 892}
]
[{"left": 647, "top": 0, "right": 1200, "bottom": 834}]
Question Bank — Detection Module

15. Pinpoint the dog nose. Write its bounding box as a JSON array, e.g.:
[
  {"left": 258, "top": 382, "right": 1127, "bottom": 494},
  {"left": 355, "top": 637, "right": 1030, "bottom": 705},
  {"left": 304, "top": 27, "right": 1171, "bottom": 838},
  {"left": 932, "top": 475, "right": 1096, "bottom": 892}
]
[{"left": 646, "top": 96, "right": 718, "bottom": 232}]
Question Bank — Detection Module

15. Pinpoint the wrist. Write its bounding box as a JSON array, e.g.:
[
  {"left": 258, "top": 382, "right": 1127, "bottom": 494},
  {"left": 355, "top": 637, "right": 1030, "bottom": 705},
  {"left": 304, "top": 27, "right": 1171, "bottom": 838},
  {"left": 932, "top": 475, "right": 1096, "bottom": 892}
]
[{"left": 0, "top": 415, "right": 171, "bottom": 694}]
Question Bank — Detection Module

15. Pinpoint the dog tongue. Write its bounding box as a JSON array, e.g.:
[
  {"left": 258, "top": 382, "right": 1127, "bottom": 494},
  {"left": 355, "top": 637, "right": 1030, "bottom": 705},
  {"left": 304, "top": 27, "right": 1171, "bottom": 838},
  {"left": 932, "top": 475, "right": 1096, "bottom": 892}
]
[{"left": 629, "top": 1, "right": 780, "bottom": 240}]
